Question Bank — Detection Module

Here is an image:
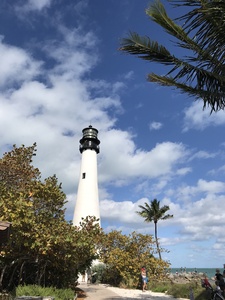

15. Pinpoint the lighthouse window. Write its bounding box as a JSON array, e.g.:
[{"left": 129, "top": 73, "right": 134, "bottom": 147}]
[{"left": 82, "top": 173, "right": 86, "bottom": 179}]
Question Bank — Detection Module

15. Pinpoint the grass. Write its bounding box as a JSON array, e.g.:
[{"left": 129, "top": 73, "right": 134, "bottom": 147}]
[{"left": 148, "top": 280, "right": 212, "bottom": 300}]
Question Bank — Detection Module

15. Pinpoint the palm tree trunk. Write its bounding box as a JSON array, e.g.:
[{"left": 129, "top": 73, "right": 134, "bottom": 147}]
[{"left": 154, "top": 221, "right": 161, "bottom": 260}]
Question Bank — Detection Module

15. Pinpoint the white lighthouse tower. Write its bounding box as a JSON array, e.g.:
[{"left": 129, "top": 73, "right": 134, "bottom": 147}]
[{"left": 73, "top": 125, "right": 101, "bottom": 227}]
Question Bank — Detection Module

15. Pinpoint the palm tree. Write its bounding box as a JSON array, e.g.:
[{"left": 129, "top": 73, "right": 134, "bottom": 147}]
[
  {"left": 120, "top": 0, "right": 225, "bottom": 112},
  {"left": 137, "top": 199, "right": 173, "bottom": 260}
]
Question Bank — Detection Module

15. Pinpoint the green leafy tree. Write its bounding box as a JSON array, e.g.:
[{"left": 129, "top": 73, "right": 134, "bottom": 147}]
[
  {"left": 98, "top": 230, "right": 169, "bottom": 287},
  {"left": 120, "top": 0, "right": 225, "bottom": 112},
  {"left": 0, "top": 144, "right": 103, "bottom": 291},
  {"left": 137, "top": 199, "right": 173, "bottom": 260}
]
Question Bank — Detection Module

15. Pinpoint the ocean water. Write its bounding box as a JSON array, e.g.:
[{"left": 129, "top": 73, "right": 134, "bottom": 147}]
[{"left": 170, "top": 268, "right": 222, "bottom": 279}]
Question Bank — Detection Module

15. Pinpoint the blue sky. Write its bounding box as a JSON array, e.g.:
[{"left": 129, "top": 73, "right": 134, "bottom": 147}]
[{"left": 1, "top": 0, "right": 225, "bottom": 269}]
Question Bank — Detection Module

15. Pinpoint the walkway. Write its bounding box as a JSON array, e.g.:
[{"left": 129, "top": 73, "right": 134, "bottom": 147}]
[
  {"left": 77, "top": 282, "right": 176, "bottom": 300},
  {"left": 77, "top": 283, "right": 120, "bottom": 300}
]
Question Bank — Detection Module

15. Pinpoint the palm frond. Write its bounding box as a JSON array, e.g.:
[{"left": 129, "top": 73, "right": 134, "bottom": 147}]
[
  {"left": 147, "top": 1, "right": 222, "bottom": 66},
  {"left": 120, "top": 32, "right": 175, "bottom": 64},
  {"left": 119, "top": 0, "right": 225, "bottom": 111},
  {"left": 176, "top": 0, "right": 225, "bottom": 61},
  {"left": 148, "top": 73, "right": 225, "bottom": 111},
  {"left": 147, "top": 0, "right": 190, "bottom": 43},
  {"left": 137, "top": 199, "right": 173, "bottom": 224},
  {"left": 121, "top": 31, "right": 225, "bottom": 96}
]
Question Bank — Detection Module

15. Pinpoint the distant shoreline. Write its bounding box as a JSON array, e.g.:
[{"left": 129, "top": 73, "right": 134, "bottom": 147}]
[{"left": 170, "top": 268, "right": 219, "bottom": 280}]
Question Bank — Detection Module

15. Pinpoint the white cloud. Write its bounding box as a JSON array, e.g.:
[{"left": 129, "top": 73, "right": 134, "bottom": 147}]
[
  {"left": 99, "top": 133, "right": 188, "bottom": 184},
  {"left": 18, "top": 0, "right": 52, "bottom": 12},
  {"left": 100, "top": 199, "right": 142, "bottom": 224},
  {"left": 209, "top": 164, "right": 225, "bottom": 176},
  {"left": 177, "top": 195, "right": 225, "bottom": 241},
  {"left": 0, "top": 40, "right": 41, "bottom": 88},
  {"left": 176, "top": 167, "right": 192, "bottom": 175},
  {"left": 149, "top": 121, "right": 163, "bottom": 131},
  {"left": 0, "top": 25, "right": 121, "bottom": 198},
  {"left": 189, "top": 150, "right": 217, "bottom": 161},
  {"left": 175, "top": 179, "right": 225, "bottom": 202},
  {"left": 42, "top": 28, "right": 99, "bottom": 80},
  {"left": 124, "top": 71, "right": 134, "bottom": 80},
  {"left": 183, "top": 101, "right": 225, "bottom": 131},
  {"left": 197, "top": 179, "right": 225, "bottom": 194},
  {"left": 99, "top": 189, "right": 225, "bottom": 250},
  {"left": 74, "top": 0, "right": 89, "bottom": 16}
]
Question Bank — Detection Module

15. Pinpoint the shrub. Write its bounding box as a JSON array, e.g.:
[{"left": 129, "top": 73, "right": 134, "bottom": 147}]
[
  {"left": 91, "top": 263, "right": 106, "bottom": 283},
  {"left": 148, "top": 281, "right": 211, "bottom": 300},
  {"left": 15, "top": 285, "right": 75, "bottom": 300}
]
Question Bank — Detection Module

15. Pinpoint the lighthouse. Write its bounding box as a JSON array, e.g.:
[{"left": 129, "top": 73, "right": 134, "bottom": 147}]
[{"left": 73, "top": 125, "right": 101, "bottom": 227}]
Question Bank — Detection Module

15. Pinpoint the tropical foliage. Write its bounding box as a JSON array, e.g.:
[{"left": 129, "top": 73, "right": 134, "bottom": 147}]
[
  {"left": 120, "top": 0, "right": 225, "bottom": 112},
  {"left": 0, "top": 143, "right": 170, "bottom": 291},
  {"left": 98, "top": 230, "right": 169, "bottom": 287},
  {"left": 0, "top": 144, "right": 103, "bottom": 292},
  {"left": 137, "top": 199, "right": 173, "bottom": 260}
]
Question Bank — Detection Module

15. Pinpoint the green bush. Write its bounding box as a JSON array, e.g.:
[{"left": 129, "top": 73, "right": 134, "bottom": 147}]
[
  {"left": 148, "top": 281, "right": 171, "bottom": 293},
  {"left": 15, "top": 285, "right": 75, "bottom": 300},
  {"left": 167, "top": 283, "right": 194, "bottom": 299},
  {"left": 91, "top": 263, "right": 106, "bottom": 283},
  {"left": 90, "top": 264, "right": 123, "bottom": 286},
  {"left": 148, "top": 281, "right": 211, "bottom": 300}
]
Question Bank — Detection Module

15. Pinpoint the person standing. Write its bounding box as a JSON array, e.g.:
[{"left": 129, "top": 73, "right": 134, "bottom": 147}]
[
  {"left": 202, "top": 275, "right": 211, "bottom": 288},
  {"left": 215, "top": 269, "right": 225, "bottom": 296},
  {"left": 141, "top": 266, "right": 148, "bottom": 292}
]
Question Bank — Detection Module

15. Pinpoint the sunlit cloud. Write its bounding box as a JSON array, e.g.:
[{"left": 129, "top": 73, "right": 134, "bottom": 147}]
[{"left": 183, "top": 102, "right": 225, "bottom": 131}]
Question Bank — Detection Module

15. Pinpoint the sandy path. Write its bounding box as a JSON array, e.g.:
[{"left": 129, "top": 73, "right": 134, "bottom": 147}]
[
  {"left": 77, "top": 282, "right": 189, "bottom": 300},
  {"left": 107, "top": 286, "right": 178, "bottom": 298}
]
